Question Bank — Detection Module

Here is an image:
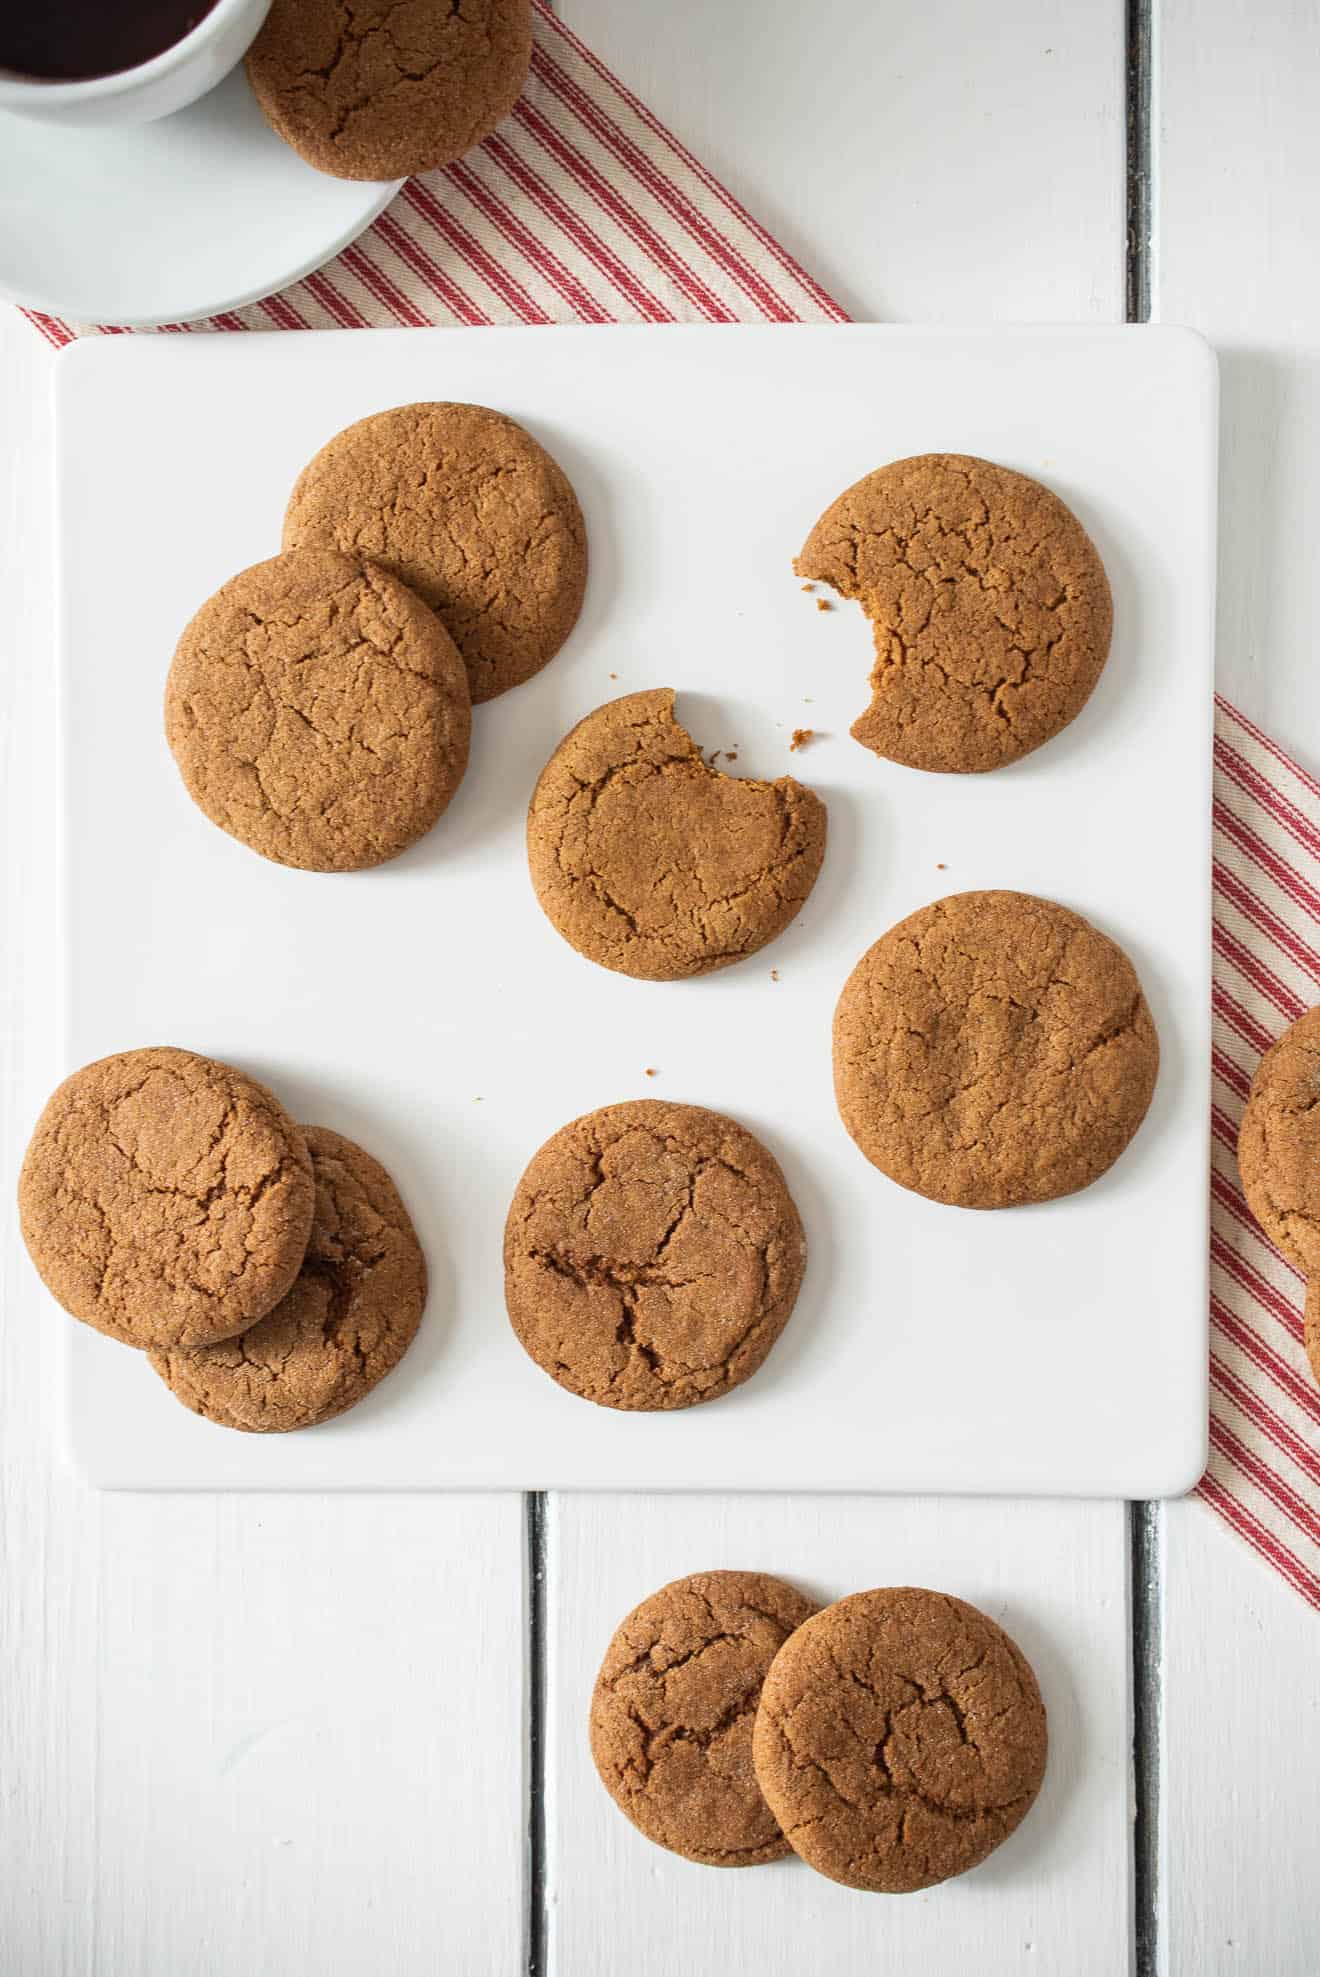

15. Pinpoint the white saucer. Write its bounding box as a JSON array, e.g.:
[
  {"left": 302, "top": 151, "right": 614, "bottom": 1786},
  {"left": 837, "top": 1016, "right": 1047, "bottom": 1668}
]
[{"left": 0, "top": 66, "right": 401, "bottom": 327}]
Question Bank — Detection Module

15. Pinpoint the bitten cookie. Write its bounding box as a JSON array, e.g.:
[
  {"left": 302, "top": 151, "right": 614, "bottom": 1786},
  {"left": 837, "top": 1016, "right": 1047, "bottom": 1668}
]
[
  {"left": 590, "top": 1570, "right": 819, "bottom": 1867},
  {"left": 503, "top": 1099, "right": 806, "bottom": 1410},
  {"left": 244, "top": 0, "right": 531, "bottom": 182},
  {"left": 165, "top": 546, "right": 471, "bottom": 873},
  {"left": 752, "top": 1587, "right": 1048, "bottom": 1893},
  {"left": 833, "top": 890, "right": 1158, "bottom": 1208},
  {"left": 795, "top": 453, "right": 1112, "bottom": 773},
  {"left": 149, "top": 1127, "right": 426, "bottom": 1432},
  {"left": 1238, "top": 1005, "right": 1320, "bottom": 1271},
  {"left": 282, "top": 402, "right": 587, "bottom": 703},
  {"left": 18, "top": 1047, "right": 315, "bottom": 1350},
  {"left": 527, "top": 688, "right": 827, "bottom": 980}
]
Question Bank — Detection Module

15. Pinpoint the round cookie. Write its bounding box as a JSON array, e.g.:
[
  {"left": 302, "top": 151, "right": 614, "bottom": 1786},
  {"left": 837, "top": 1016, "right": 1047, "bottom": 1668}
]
[
  {"left": 590, "top": 1569, "right": 819, "bottom": 1867},
  {"left": 1304, "top": 1280, "right": 1320, "bottom": 1393},
  {"left": 795, "top": 453, "right": 1112, "bottom": 773},
  {"left": 244, "top": 0, "right": 531, "bottom": 183},
  {"left": 527, "top": 688, "right": 827, "bottom": 981},
  {"left": 503, "top": 1099, "right": 806, "bottom": 1411},
  {"left": 149, "top": 1126, "right": 426, "bottom": 1433},
  {"left": 752, "top": 1587, "right": 1048, "bottom": 1894},
  {"left": 282, "top": 403, "right": 587, "bottom": 704},
  {"left": 1237, "top": 1006, "right": 1320, "bottom": 1272},
  {"left": 833, "top": 890, "right": 1158, "bottom": 1208},
  {"left": 165, "top": 546, "right": 471, "bottom": 873},
  {"left": 18, "top": 1047, "right": 315, "bottom": 1350}
]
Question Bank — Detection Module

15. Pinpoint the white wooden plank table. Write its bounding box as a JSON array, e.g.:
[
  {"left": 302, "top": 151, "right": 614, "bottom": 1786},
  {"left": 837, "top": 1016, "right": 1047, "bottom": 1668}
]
[{"left": 0, "top": 2, "right": 1316, "bottom": 1971}]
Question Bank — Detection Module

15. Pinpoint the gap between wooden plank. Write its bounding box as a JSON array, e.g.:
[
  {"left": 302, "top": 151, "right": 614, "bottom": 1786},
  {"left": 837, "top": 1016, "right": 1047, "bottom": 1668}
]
[
  {"left": 526, "top": 1492, "right": 549, "bottom": 1977},
  {"left": 1127, "top": 5, "right": 1162, "bottom": 1976}
]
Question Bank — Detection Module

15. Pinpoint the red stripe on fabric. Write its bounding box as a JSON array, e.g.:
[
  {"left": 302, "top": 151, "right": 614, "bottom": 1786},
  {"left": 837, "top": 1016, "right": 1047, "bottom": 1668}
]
[
  {"left": 1211, "top": 1291, "right": 1320, "bottom": 1425},
  {"left": 300, "top": 269, "right": 371, "bottom": 330},
  {"left": 1208, "top": 1414, "right": 1320, "bottom": 1547},
  {"left": 1211, "top": 1228, "right": 1306, "bottom": 1330},
  {"left": 426, "top": 163, "right": 613, "bottom": 324},
  {"left": 1214, "top": 854, "right": 1320, "bottom": 985},
  {"left": 483, "top": 129, "right": 671, "bottom": 321},
  {"left": 1196, "top": 1469, "right": 1320, "bottom": 1610},
  {"left": 1217, "top": 693, "right": 1320, "bottom": 807},
  {"left": 1214, "top": 794, "right": 1320, "bottom": 934},
  {"left": 1211, "top": 1352, "right": 1320, "bottom": 1488},
  {"left": 1208, "top": 1173, "right": 1297, "bottom": 1279},
  {"left": 1209, "top": 1101, "right": 1241, "bottom": 1157},
  {"left": 529, "top": 42, "right": 798, "bottom": 324},
  {"left": 1210, "top": 1042, "right": 1251, "bottom": 1102},
  {"left": 1212, "top": 982, "right": 1278, "bottom": 1060},
  {"left": 1216, "top": 735, "right": 1320, "bottom": 868},
  {"left": 207, "top": 312, "right": 249, "bottom": 332},
  {"left": 402, "top": 175, "right": 553, "bottom": 325},
  {"left": 535, "top": 3, "right": 848, "bottom": 321},
  {"left": 22, "top": 310, "right": 75, "bottom": 348},
  {"left": 258, "top": 293, "right": 311, "bottom": 331},
  {"left": 512, "top": 96, "right": 736, "bottom": 322},
  {"left": 1213, "top": 919, "right": 1307, "bottom": 1023},
  {"left": 347, "top": 223, "right": 481, "bottom": 327}
]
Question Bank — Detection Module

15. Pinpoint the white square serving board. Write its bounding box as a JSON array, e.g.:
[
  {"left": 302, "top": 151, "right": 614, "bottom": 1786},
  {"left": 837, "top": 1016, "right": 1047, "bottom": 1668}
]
[{"left": 54, "top": 324, "right": 1215, "bottom": 1495}]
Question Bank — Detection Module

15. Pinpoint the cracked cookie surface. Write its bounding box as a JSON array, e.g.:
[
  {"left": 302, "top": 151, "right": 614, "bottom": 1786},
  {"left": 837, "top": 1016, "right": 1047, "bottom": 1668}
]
[
  {"left": 752, "top": 1586, "right": 1048, "bottom": 1893},
  {"left": 503, "top": 1099, "right": 806, "bottom": 1411},
  {"left": 19, "top": 1047, "right": 315, "bottom": 1350},
  {"left": 1237, "top": 1005, "right": 1320, "bottom": 1272},
  {"left": 833, "top": 890, "right": 1159, "bottom": 1208},
  {"left": 244, "top": 0, "right": 531, "bottom": 182},
  {"left": 150, "top": 1126, "right": 426, "bottom": 1432},
  {"left": 795, "top": 453, "right": 1112, "bottom": 773},
  {"left": 527, "top": 688, "right": 827, "bottom": 980},
  {"left": 283, "top": 402, "right": 586, "bottom": 703},
  {"left": 590, "top": 1569, "right": 819, "bottom": 1866},
  {"left": 165, "top": 546, "right": 471, "bottom": 872}
]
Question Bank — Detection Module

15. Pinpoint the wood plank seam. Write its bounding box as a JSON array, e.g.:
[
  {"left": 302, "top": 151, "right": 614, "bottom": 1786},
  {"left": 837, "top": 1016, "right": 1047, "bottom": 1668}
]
[{"left": 527, "top": 1492, "right": 549, "bottom": 1976}]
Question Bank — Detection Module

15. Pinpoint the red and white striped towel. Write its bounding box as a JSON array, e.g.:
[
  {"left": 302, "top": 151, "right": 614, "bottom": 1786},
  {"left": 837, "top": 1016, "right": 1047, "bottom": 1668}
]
[{"left": 21, "top": 3, "right": 1319, "bottom": 1609}]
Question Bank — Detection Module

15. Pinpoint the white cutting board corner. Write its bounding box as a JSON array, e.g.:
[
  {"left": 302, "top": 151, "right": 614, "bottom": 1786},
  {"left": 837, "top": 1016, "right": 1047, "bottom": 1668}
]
[{"left": 54, "top": 324, "right": 1215, "bottom": 1496}]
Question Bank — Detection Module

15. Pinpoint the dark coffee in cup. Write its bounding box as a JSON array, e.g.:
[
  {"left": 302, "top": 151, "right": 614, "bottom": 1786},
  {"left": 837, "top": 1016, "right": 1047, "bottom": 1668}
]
[{"left": 0, "top": 0, "right": 222, "bottom": 81}]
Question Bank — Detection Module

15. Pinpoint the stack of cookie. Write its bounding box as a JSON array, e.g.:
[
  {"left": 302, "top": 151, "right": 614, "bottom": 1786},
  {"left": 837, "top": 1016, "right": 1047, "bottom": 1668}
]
[
  {"left": 165, "top": 401, "right": 586, "bottom": 873},
  {"left": 18, "top": 1046, "right": 426, "bottom": 1434},
  {"left": 590, "top": 1570, "right": 1048, "bottom": 1893},
  {"left": 1238, "top": 1007, "right": 1320, "bottom": 1394}
]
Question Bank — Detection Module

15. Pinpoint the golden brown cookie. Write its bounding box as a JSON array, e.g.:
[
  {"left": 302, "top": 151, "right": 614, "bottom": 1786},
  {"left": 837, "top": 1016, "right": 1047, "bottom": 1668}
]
[
  {"left": 752, "top": 1587, "right": 1048, "bottom": 1893},
  {"left": 18, "top": 1047, "right": 314, "bottom": 1350},
  {"left": 503, "top": 1099, "right": 806, "bottom": 1411},
  {"left": 1304, "top": 1280, "right": 1320, "bottom": 1392},
  {"left": 590, "top": 1570, "right": 819, "bottom": 1867},
  {"left": 165, "top": 546, "right": 471, "bottom": 873},
  {"left": 527, "top": 688, "right": 827, "bottom": 981},
  {"left": 149, "top": 1126, "right": 426, "bottom": 1433},
  {"left": 833, "top": 890, "right": 1159, "bottom": 1208},
  {"left": 244, "top": 0, "right": 531, "bottom": 182},
  {"left": 1237, "top": 1004, "right": 1320, "bottom": 1272},
  {"left": 795, "top": 453, "right": 1112, "bottom": 773},
  {"left": 282, "top": 403, "right": 586, "bottom": 704}
]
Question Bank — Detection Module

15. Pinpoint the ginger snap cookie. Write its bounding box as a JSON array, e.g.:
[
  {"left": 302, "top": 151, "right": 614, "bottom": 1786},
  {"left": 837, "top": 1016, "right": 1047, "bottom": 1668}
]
[
  {"left": 833, "top": 890, "right": 1158, "bottom": 1208},
  {"left": 795, "top": 453, "right": 1112, "bottom": 773},
  {"left": 282, "top": 403, "right": 586, "bottom": 704},
  {"left": 590, "top": 1569, "right": 819, "bottom": 1867},
  {"left": 503, "top": 1099, "right": 806, "bottom": 1411},
  {"left": 527, "top": 688, "right": 827, "bottom": 981},
  {"left": 245, "top": 0, "right": 531, "bottom": 183},
  {"left": 150, "top": 1126, "right": 426, "bottom": 1433},
  {"left": 752, "top": 1587, "right": 1048, "bottom": 1894},
  {"left": 18, "top": 1047, "right": 315, "bottom": 1350},
  {"left": 165, "top": 546, "right": 471, "bottom": 873},
  {"left": 1237, "top": 1005, "right": 1320, "bottom": 1271}
]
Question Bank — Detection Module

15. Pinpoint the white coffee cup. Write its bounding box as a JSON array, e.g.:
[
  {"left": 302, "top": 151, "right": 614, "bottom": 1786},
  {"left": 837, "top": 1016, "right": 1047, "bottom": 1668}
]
[{"left": 0, "top": 0, "right": 272, "bottom": 127}]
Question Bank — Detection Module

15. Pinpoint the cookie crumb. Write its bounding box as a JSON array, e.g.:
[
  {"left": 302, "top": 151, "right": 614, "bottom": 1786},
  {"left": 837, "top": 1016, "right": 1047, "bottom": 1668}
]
[
  {"left": 936, "top": 862, "right": 946, "bottom": 870},
  {"left": 815, "top": 597, "right": 831, "bottom": 612},
  {"left": 725, "top": 748, "right": 739, "bottom": 762},
  {"left": 609, "top": 671, "right": 618, "bottom": 679},
  {"left": 801, "top": 582, "right": 815, "bottom": 593},
  {"left": 789, "top": 728, "right": 816, "bottom": 752},
  {"left": 644, "top": 1067, "right": 657, "bottom": 1078},
  {"left": 771, "top": 969, "right": 780, "bottom": 982}
]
